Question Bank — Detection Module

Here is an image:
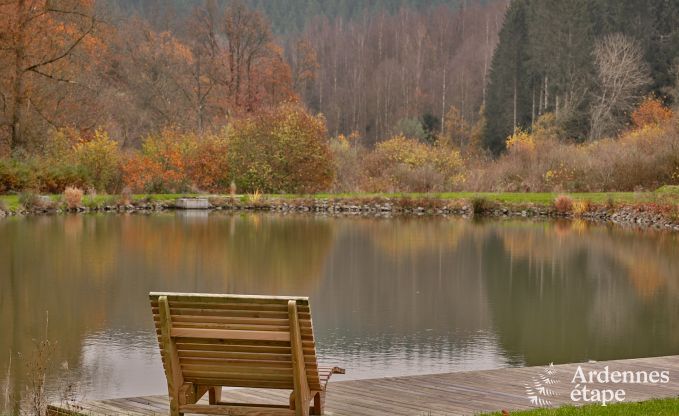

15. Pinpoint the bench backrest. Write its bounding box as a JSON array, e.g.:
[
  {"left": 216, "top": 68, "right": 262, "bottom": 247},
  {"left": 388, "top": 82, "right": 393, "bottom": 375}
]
[{"left": 149, "top": 292, "right": 323, "bottom": 391}]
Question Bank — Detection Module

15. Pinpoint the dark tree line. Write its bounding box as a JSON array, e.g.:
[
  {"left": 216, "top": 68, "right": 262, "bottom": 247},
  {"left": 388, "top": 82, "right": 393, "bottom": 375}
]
[{"left": 484, "top": 0, "right": 679, "bottom": 154}]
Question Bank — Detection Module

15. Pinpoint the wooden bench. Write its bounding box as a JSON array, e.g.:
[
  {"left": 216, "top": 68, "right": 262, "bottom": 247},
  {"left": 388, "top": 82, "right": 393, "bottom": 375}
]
[{"left": 150, "top": 292, "right": 344, "bottom": 416}]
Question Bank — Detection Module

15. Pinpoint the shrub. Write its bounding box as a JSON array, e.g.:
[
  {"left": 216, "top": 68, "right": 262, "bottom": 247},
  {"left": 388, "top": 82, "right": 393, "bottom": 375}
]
[
  {"left": 631, "top": 97, "right": 673, "bottom": 129},
  {"left": 362, "top": 135, "right": 464, "bottom": 192},
  {"left": 227, "top": 104, "right": 333, "bottom": 193},
  {"left": 393, "top": 118, "right": 427, "bottom": 142},
  {"left": 74, "top": 130, "right": 122, "bottom": 192},
  {"left": 35, "top": 162, "right": 88, "bottom": 194},
  {"left": 505, "top": 128, "right": 536, "bottom": 154},
  {"left": 329, "top": 132, "right": 365, "bottom": 192},
  {"left": 0, "top": 158, "right": 37, "bottom": 193},
  {"left": 246, "top": 189, "right": 263, "bottom": 204},
  {"left": 468, "top": 113, "right": 679, "bottom": 192},
  {"left": 122, "top": 130, "right": 195, "bottom": 193},
  {"left": 470, "top": 197, "right": 494, "bottom": 215},
  {"left": 19, "top": 192, "right": 52, "bottom": 210},
  {"left": 572, "top": 199, "right": 591, "bottom": 216},
  {"left": 554, "top": 194, "right": 573, "bottom": 213},
  {"left": 63, "top": 187, "right": 84, "bottom": 209},
  {"left": 186, "top": 134, "right": 230, "bottom": 192}
]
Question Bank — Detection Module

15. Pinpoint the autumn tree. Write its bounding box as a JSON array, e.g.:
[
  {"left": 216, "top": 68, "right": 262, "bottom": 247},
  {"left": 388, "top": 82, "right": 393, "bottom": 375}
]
[
  {"left": 98, "top": 1, "right": 296, "bottom": 145},
  {"left": 103, "top": 19, "right": 199, "bottom": 142},
  {"left": 184, "top": 1, "right": 295, "bottom": 117},
  {"left": 0, "top": 0, "right": 97, "bottom": 151},
  {"left": 443, "top": 106, "right": 471, "bottom": 148},
  {"left": 223, "top": 1, "right": 293, "bottom": 111},
  {"left": 288, "top": 37, "right": 319, "bottom": 94},
  {"left": 589, "top": 33, "right": 650, "bottom": 139}
]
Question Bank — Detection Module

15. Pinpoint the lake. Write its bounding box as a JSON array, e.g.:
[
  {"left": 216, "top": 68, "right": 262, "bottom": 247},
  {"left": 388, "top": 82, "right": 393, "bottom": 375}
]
[{"left": 1, "top": 212, "right": 678, "bottom": 408}]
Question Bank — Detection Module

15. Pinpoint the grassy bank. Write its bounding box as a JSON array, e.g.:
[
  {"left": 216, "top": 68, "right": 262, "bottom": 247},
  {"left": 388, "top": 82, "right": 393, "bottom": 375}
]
[
  {"left": 1, "top": 189, "right": 678, "bottom": 213},
  {"left": 0, "top": 193, "right": 192, "bottom": 211},
  {"left": 276, "top": 191, "right": 669, "bottom": 204},
  {"left": 482, "top": 397, "right": 679, "bottom": 415}
]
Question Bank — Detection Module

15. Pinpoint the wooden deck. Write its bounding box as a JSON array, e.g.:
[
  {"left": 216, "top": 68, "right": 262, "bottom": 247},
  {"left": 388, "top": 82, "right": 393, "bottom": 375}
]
[{"left": 49, "top": 355, "right": 679, "bottom": 415}]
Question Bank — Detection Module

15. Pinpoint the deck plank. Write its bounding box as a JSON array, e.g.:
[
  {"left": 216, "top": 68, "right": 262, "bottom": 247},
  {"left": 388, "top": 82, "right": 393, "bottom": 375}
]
[{"left": 48, "top": 355, "right": 679, "bottom": 416}]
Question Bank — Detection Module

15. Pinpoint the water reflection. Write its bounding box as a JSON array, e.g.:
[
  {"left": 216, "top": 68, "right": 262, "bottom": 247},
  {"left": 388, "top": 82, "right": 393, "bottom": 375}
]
[{"left": 0, "top": 213, "right": 678, "bottom": 407}]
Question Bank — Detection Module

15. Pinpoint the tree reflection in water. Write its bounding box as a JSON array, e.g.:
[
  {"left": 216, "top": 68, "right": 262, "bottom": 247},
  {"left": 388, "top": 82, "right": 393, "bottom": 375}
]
[{"left": 0, "top": 214, "right": 678, "bottom": 407}]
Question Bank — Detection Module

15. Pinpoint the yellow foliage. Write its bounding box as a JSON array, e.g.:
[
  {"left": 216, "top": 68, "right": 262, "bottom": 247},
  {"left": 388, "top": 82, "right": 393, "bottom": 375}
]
[
  {"left": 363, "top": 135, "right": 465, "bottom": 191},
  {"left": 375, "top": 135, "right": 431, "bottom": 166},
  {"left": 74, "top": 130, "right": 122, "bottom": 192},
  {"left": 544, "top": 162, "right": 576, "bottom": 187},
  {"left": 334, "top": 131, "right": 360, "bottom": 149},
  {"left": 506, "top": 128, "right": 536, "bottom": 154},
  {"left": 621, "top": 124, "right": 665, "bottom": 143},
  {"left": 531, "top": 113, "right": 563, "bottom": 141},
  {"left": 572, "top": 200, "right": 590, "bottom": 216}
]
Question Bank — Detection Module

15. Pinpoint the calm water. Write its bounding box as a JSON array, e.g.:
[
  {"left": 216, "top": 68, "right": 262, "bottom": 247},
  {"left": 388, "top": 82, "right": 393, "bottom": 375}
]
[{"left": 1, "top": 212, "right": 679, "bottom": 407}]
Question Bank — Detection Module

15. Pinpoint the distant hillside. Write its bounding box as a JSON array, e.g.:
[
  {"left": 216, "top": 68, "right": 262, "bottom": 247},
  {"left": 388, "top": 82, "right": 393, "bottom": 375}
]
[{"left": 108, "top": 0, "right": 471, "bottom": 34}]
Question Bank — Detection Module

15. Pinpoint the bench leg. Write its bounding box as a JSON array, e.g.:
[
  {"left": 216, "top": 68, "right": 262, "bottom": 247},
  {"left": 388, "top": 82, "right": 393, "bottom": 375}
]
[
  {"left": 169, "top": 401, "right": 182, "bottom": 416},
  {"left": 290, "top": 391, "right": 324, "bottom": 415},
  {"left": 311, "top": 391, "right": 324, "bottom": 415},
  {"left": 209, "top": 387, "right": 222, "bottom": 404}
]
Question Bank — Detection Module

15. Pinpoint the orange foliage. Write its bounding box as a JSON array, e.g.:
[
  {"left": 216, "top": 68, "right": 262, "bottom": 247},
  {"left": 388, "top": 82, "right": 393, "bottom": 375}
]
[
  {"left": 186, "top": 136, "right": 230, "bottom": 193},
  {"left": 631, "top": 97, "right": 673, "bottom": 129},
  {"left": 122, "top": 130, "right": 229, "bottom": 193},
  {"left": 122, "top": 134, "right": 188, "bottom": 193},
  {"left": 121, "top": 153, "right": 164, "bottom": 193},
  {"left": 554, "top": 195, "right": 573, "bottom": 213}
]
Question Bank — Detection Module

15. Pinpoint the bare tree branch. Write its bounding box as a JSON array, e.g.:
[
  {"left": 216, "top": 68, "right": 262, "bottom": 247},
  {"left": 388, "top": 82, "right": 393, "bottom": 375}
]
[
  {"left": 590, "top": 33, "right": 650, "bottom": 139},
  {"left": 28, "top": 67, "right": 76, "bottom": 83},
  {"left": 24, "top": 16, "right": 94, "bottom": 72}
]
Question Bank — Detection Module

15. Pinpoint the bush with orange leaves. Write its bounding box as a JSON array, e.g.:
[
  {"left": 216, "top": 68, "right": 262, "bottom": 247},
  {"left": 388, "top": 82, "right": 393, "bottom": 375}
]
[
  {"left": 122, "top": 130, "right": 229, "bottom": 193},
  {"left": 122, "top": 130, "right": 191, "bottom": 193},
  {"left": 554, "top": 194, "right": 573, "bottom": 213},
  {"left": 186, "top": 135, "right": 230, "bottom": 192},
  {"left": 631, "top": 97, "right": 673, "bottom": 130}
]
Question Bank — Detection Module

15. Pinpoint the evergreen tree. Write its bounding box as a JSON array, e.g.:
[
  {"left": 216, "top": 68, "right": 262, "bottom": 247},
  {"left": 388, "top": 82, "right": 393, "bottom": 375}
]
[
  {"left": 483, "top": 0, "right": 532, "bottom": 155},
  {"left": 484, "top": 0, "right": 679, "bottom": 152}
]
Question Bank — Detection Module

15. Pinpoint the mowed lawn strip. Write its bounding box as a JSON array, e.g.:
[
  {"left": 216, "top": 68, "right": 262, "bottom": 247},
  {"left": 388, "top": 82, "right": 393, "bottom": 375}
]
[
  {"left": 2, "top": 190, "right": 679, "bottom": 212},
  {"left": 481, "top": 397, "right": 679, "bottom": 415}
]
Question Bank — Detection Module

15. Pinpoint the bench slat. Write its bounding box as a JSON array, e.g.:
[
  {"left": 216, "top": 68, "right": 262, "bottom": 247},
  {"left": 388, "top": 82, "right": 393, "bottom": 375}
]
[{"left": 170, "top": 328, "right": 291, "bottom": 342}]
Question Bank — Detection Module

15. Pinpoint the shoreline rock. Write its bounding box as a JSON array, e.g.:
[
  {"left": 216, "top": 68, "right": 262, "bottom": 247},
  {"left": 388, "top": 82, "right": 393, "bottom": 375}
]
[{"left": 1, "top": 197, "right": 677, "bottom": 232}]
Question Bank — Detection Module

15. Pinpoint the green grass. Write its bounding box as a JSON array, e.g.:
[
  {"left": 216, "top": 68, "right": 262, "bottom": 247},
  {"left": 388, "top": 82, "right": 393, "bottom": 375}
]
[
  {"left": 0, "top": 193, "right": 201, "bottom": 211},
  {"left": 482, "top": 397, "right": 679, "bottom": 415},
  {"left": 0, "top": 194, "right": 20, "bottom": 210},
  {"left": 273, "top": 191, "right": 675, "bottom": 205},
  {"left": 1, "top": 190, "right": 677, "bottom": 212}
]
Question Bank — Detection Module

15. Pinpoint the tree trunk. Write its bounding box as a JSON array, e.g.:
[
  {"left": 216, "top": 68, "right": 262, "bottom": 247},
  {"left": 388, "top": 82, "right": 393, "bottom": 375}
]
[
  {"left": 513, "top": 75, "right": 517, "bottom": 131},
  {"left": 11, "top": 0, "right": 27, "bottom": 150}
]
